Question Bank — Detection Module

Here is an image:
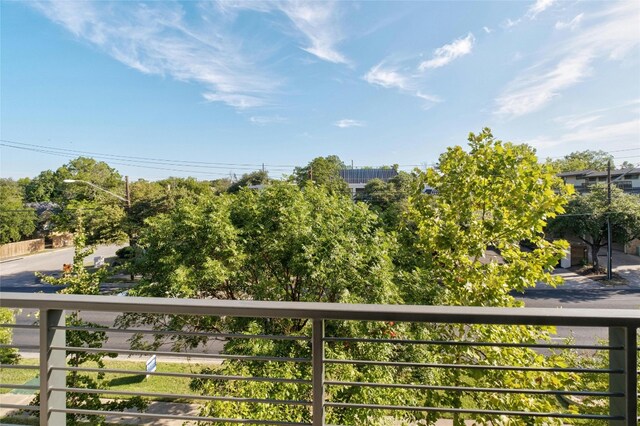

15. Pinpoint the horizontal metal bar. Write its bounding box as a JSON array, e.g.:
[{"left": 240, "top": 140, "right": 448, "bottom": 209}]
[
  {"left": 0, "top": 404, "right": 39, "bottom": 411},
  {"left": 51, "top": 345, "right": 310, "bottom": 363},
  {"left": 324, "top": 380, "right": 622, "bottom": 397},
  {"left": 52, "top": 326, "right": 309, "bottom": 341},
  {"left": 325, "top": 337, "right": 621, "bottom": 351},
  {"left": 324, "top": 402, "right": 620, "bottom": 420},
  {"left": 54, "top": 387, "right": 312, "bottom": 406},
  {"left": 50, "top": 408, "right": 311, "bottom": 425},
  {"left": 0, "top": 383, "right": 39, "bottom": 390},
  {"left": 325, "top": 358, "right": 622, "bottom": 374},
  {"left": 53, "top": 366, "right": 312, "bottom": 384},
  {"left": 0, "top": 344, "right": 39, "bottom": 350},
  {"left": 4, "top": 292, "right": 639, "bottom": 327},
  {"left": 0, "top": 364, "right": 39, "bottom": 370},
  {"left": 0, "top": 323, "right": 38, "bottom": 329}
]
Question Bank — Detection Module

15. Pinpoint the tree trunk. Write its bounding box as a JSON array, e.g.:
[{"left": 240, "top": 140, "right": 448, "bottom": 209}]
[{"left": 591, "top": 244, "right": 601, "bottom": 272}]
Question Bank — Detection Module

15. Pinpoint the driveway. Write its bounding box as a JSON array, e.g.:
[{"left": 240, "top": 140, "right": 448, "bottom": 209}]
[{"left": 610, "top": 249, "right": 640, "bottom": 286}]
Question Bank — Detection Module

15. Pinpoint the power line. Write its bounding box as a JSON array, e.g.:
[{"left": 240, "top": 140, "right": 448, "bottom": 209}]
[
  {"left": 0, "top": 139, "right": 296, "bottom": 171},
  {"left": 0, "top": 141, "right": 294, "bottom": 177}
]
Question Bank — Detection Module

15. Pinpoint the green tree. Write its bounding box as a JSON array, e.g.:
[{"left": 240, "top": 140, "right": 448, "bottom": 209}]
[
  {"left": 23, "top": 170, "right": 60, "bottom": 202},
  {"left": 35, "top": 221, "right": 146, "bottom": 425},
  {"left": 0, "top": 308, "right": 20, "bottom": 364},
  {"left": 227, "top": 170, "right": 270, "bottom": 193},
  {"left": 0, "top": 178, "right": 36, "bottom": 244},
  {"left": 548, "top": 184, "right": 640, "bottom": 271},
  {"left": 400, "top": 129, "right": 575, "bottom": 424},
  {"left": 119, "top": 183, "right": 404, "bottom": 424},
  {"left": 546, "top": 150, "right": 613, "bottom": 172},
  {"left": 293, "top": 155, "right": 349, "bottom": 195},
  {"left": 51, "top": 157, "right": 128, "bottom": 244},
  {"left": 356, "top": 171, "right": 419, "bottom": 228}
]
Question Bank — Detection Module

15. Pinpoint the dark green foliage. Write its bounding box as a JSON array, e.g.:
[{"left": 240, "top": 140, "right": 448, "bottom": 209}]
[
  {"left": 30, "top": 313, "right": 147, "bottom": 426},
  {"left": 0, "top": 308, "right": 21, "bottom": 365},
  {"left": 547, "top": 184, "right": 640, "bottom": 271},
  {"left": 227, "top": 170, "right": 270, "bottom": 193},
  {"left": 0, "top": 178, "right": 37, "bottom": 244},
  {"left": 293, "top": 155, "right": 349, "bottom": 195},
  {"left": 547, "top": 150, "right": 614, "bottom": 172}
]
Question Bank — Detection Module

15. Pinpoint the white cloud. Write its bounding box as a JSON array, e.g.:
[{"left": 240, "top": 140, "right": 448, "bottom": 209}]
[
  {"left": 495, "top": 2, "right": 640, "bottom": 118},
  {"left": 483, "top": 26, "right": 492, "bottom": 34},
  {"left": 504, "top": 0, "right": 555, "bottom": 29},
  {"left": 418, "top": 33, "right": 475, "bottom": 70},
  {"left": 415, "top": 91, "right": 442, "bottom": 103},
  {"left": 495, "top": 53, "right": 593, "bottom": 117},
  {"left": 334, "top": 119, "right": 365, "bottom": 128},
  {"left": 503, "top": 18, "right": 522, "bottom": 28},
  {"left": 363, "top": 63, "right": 409, "bottom": 90},
  {"left": 31, "top": 1, "right": 279, "bottom": 110},
  {"left": 362, "top": 63, "right": 440, "bottom": 106},
  {"left": 526, "top": 118, "right": 640, "bottom": 151},
  {"left": 555, "top": 114, "right": 602, "bottom": 130},
  {"left": 249, "top": 115, "right": 288, "bottom": 125},
  {"left": 555, "top": 13, "right": 584, "bottom": 30},
  {"left": 277, "top": 1, "right": 348, "bottom": 64},
  {"left": 221, "top": 1, "right": 348, "bottom": 64},
  {"left": 526, "top": 0, "right": 556, "bottom": 19}
]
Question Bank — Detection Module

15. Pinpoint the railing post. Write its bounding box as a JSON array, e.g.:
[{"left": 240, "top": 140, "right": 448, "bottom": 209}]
[
  {"left": 609, "top": 326, "right": 637, "bottom": 426},
  {"left": 312, "top": 319, "right": 325, "bottom": 426},
  {"left": 40, "top": 309, "right": 66, "bottom": 426}
]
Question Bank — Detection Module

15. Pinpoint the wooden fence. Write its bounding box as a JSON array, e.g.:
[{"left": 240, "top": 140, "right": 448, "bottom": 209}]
[{"left": 0, "top": 238, "right": 45, "bottom": 259}]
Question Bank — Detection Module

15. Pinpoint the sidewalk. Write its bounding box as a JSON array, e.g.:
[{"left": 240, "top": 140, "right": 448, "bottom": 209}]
[
  {"left": 533, "top": 262, "right": 640, "bottom": 291},
  {"left": 1, "top": 393, "right": 470, "bottom": 425}
]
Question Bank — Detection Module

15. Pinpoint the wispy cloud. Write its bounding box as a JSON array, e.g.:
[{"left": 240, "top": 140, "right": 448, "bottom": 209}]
[
  {"left": 496, "top": 2, "right": 640, "bottom": 118},
  {"left": 526, "top": 118, "right": 640, "bottom": 151},
  {"left": 526, "top": 0, "right": 556, "bottom": 19},
  {"left": 219, "top": 1, "right": 348, "bottom": 65},
  {"left": 504, "top": 0, "right": 556, "bottom": 28},
  {"left": 249, "top": 115, "right": 288, "bottom": 126},
  {"left": 277, "top": 1, "right": 348, "bottom": 64},
  {"left": 418, "top": 33, "right": 475, "bottom": 70},
  {"left": 31, "top": 1, "right": 279, "bottom": 110},
  {"left": 554, "top": 99, "right": 640, "bottom": 129},
  {"left": 362, "top": 63, "right": 440, "bottom": 107},
  {"left": 495, "top": 53, "right": 593, "bottom": 117},
  {"left": 363, "top": 63, "right": 409, "bottom": 90},
  {"left": 555, "top": 13, "right": 584, "bottom": 31},
  {"left": 483, "top": 26, "right": 492, "bottom": 34},
  {"left": 334, "top": 119, "right": 365, "bottom": 128}
]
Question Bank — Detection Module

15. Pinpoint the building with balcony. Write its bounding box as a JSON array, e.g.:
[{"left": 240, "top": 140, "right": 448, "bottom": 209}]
[{"left": 558, "top": 168, "right": 640, "bottom": 194}]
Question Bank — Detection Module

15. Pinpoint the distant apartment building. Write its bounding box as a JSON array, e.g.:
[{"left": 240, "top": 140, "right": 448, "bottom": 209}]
[
  {"left": 558, "top": 167, "right": 640, "bottom": 194},
  {"left": 339, "top": 168, "right": 398, "bottom": 197}
]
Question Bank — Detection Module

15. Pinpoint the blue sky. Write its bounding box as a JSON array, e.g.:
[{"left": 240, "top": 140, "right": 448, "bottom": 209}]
[{"left": 1, "top": 0, "right": 639, "bottom": 180}]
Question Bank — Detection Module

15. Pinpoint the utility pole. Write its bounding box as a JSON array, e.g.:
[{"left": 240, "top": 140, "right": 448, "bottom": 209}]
[
  {"left": 125, "top": 176, "right": 131, "bottom": 209},
  {"left": 607, "top": 160, "right": 612, "bottom": 280}
]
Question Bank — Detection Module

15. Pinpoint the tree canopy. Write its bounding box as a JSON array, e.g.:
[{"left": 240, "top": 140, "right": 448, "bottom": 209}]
[
  {"left": 548, "top": 184, "right": 640, "bottom": 271},
  {"left": 293, "top": 155, "right": 349, "bottom": 194},
  {"left": 0, "top": 179, "right": 36, "bottom": 244},
  {"left": 546, "top": 150, "right": 614, "bottom": 172}
]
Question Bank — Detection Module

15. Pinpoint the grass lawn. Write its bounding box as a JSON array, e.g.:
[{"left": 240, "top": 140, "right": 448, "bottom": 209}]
[{"left": 1, "top": 358, "right": 214, "bottom": 401}]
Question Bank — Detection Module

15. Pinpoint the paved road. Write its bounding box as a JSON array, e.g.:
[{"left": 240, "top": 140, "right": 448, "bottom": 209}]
[
  {"left": 515, "top": 287, "right": 640, "bottom": 345},
  {"left": 0, "top": 245, "right": 123, "bottom": 293},
  {"left": 2, "top": 247, "right": 639, "bottom": 351}
]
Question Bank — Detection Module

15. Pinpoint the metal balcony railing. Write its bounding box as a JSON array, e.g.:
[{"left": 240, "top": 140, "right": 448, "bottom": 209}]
[{"left": 0, "top": 292, "right": 638, "bottom": 425}]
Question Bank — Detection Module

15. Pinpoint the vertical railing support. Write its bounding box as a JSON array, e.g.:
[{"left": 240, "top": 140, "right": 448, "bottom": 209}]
[
  {"left": 609, "top": 326, "right": 637, "bottom": 426},
  {"left": 40, "top": 309, "right": 66, "bottom": 426},
  {"left": 312, "top": 319, "right": 325, "bottom": 426}
]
